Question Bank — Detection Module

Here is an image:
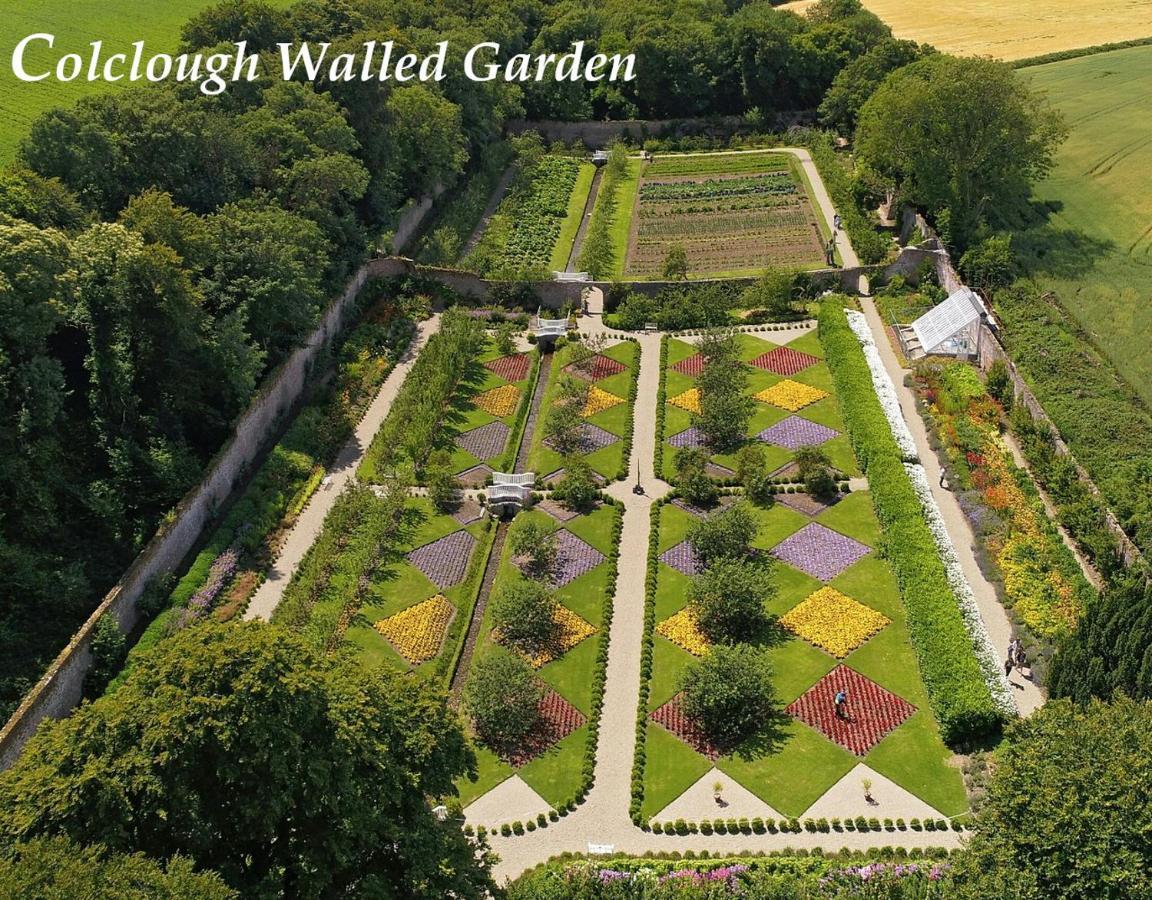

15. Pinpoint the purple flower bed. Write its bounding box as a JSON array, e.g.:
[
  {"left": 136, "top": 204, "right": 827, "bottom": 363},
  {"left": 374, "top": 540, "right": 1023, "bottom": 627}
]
[
  {"left": 407, "top": 530, "right": 478, "bottom": 589},
  {"left": 455, "top": 421, "right": 510, "bottom": 460},
  {"left": 176, "top": 547, "right": 240, "bottom": 630},
  {"left": 550, "top": 530, "right": 606, "bottom": 587},
  {"left": 659, "top": 540, "right": 702, "bottom": 576},
  {"left": 757, "top": 415, "right": 839, "bottom": 450},
  {"left": 772, "top": 522, "right": 870, "bottom": 582},
  {"left": 668, "top": 426, "right": 708, "bottom": 449},
  {"left": 544, "top": 423, "right": 619, "bottom": 455}
]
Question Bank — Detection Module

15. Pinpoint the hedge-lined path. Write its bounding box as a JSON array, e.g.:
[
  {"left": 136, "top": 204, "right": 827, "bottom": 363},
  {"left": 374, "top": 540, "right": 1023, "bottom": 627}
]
[
  {"left": 566, "top": 166, "right": 605, "bottom": 272},
  {"left": 857, "top": 299, "right": 1043, "bottom": 715},
  {"left": 244, "top": 314, "right": 443, "bottom": 622}
]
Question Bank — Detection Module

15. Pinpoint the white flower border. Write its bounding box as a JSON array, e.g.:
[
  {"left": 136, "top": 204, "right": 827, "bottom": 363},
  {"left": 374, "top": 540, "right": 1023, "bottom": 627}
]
[
  {"left": 844, "top": 308, "right": 1016, "bottom": 716},
  {"left": 904, "top": 462, "right": 1017, "bottom": 715},
  {"left": 845, "top": 310, "right": 918, "bottom": 462}
]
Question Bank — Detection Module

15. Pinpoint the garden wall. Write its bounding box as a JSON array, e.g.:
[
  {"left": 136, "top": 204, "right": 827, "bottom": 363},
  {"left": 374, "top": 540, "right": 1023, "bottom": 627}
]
[
  {"left": 0, "top": 196, "right": 443, "bottom": 770},
  {"left": 506, "top": 113, "right": 815, "bottom": 147}
]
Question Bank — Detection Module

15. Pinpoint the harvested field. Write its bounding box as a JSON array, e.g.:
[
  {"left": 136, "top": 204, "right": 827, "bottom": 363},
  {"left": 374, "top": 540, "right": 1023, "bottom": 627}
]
[
  {"left": 781, "top": 0, "right": 1152, "bottom": 61},
  {"left": 625, "top": 152, "right": 826, "bottom": 278}
]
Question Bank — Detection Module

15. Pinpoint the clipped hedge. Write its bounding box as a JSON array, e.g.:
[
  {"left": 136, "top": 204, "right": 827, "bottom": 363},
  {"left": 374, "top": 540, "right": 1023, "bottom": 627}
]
[
  {"left": 630, "top": 497, "right": 665, "bottom": 825},
  {"left": 819, "top": 300, "right": 1002, "bottom": 744},
  {"left": 615, "top": 337, "right": 642, "bottom": 481}
]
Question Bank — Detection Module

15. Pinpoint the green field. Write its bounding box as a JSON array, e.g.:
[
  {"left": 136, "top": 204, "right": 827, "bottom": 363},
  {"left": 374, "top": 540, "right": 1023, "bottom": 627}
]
[
  {"left": 1011, "top": 46, "right": 1152, "bottom": 406},
  {"left": 0, "top": 0, "right": 296, "bottom": 164}
]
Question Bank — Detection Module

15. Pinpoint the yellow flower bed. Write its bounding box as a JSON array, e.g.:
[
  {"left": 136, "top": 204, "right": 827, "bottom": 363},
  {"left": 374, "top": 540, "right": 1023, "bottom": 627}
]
[
  {"left": 374, "top": 595, "right": 455, "bottom": 664},
  {"left": 583, "top": 385, "right": 626, "bottom": 418},
  {"left": 657, "top": 607, "right": 709, "bottom": 656},
  {"left": 755, "top": 379, "right": 828, "bottom": 411},
  {"left": 779, "top": 587, "right": 889, "bottom": 658},
  {"left": 668, "top": 388, "right": 702, "bottom": 414},
  {"left": 497, "top": 604, "right": 597, "bottom": 668},
  {"left": 473, "top": 384, "right": 522, "bottom": 418}
]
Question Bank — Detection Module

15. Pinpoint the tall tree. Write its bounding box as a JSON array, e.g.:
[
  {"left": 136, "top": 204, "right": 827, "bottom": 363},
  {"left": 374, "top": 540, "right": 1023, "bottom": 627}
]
[
  {"left": 0, "top": 622, "right": 494, "bottom": 898},
  {"left": 855, "top": 55, "right": 1066, "bottom": 249}
]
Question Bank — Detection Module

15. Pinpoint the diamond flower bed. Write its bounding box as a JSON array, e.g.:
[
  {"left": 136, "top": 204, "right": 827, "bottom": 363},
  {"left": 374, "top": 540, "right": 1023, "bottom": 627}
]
[
  {"left": 772, "top": 523, "right": 870, "bottom": 582},
  {"left": 779, "top": 587, "right": 890, "bottom": 658},
  {"left": 657, "top": 608, "right": 709, "bottom": 656},
  {"left": 505, "top": 687, "right": 588, "bottom": 767},
  {"left": 456, "top": 464, "right": 493, "bottom": 487},
  {"left": 374, "top": 594, "right": 455, "bottom": 664},
  {"left": 787, "top": 665, "right": 916, "bottom": 756},
  {"left": 544, "top": 422, "right": 620, "bottom": 454},
  {"left": 672, "top": 353, "right": 707, "bottom": 376},
  {"left": 668, "top": 426, "right": 708, "bottom": 449},
  {"left": 582, "top": 386, "right": 626, "bottom": 418},
  {"left": 455, "top": 421, "right": 510, "bottom": 460},
  {"left": 776, "top": 492, "right": 840, "bottom": 516},
  {"left": 650, "top": 693, "right": 721, "bottom": 760},
  {"left": 565, "top": 353, "right": 626, "bottom": 382},
  {"left": 750, "top": 346, "right": 820, "bottom": 376},
  {"left": 754, "top": 379, "right": 829, "bottom": 412},
  {"left": 757, "top": 415, "right": 839, "bottom": 450},
  {"left": 407, "top": 529, "right": 477, "bottom": 589},
  {"left": 668, "top": 388, "right": 702, "bottom": 414},
  {"left": 537, "top": 498, "right": 580, "bottom": 522},
  {"left": 484, "top": 353, "right": 531, "bottom": 383},
  {"left": 659, "top": 540, "right": 703, "bottom": 576},
  {"left": 549, "top": 530, "right": 607, "bottom": 587},
  {"left": 473, "top": 384, "right": 521, "bottom": 417},
  {"left": 497, "top": 604, "right": 597, "bottom": 668}
]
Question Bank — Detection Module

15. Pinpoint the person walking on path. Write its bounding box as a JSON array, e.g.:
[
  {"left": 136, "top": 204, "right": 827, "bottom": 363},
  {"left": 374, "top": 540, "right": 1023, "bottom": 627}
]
[{"left": 834, "top": 689, "right": 848, "bottom": 720}]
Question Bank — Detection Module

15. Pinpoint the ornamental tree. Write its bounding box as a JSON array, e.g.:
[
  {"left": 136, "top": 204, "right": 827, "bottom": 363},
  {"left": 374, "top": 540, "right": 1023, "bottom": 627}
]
[
  {"left": 553, "top": 455, "right": 600, "bottom": 513},
  {"left": 675, "top": 447, "right": 719, "bottom": 508},
  {"left": 492, "top": 580, "right": 558, "bottom": 656},
  {"left": 0, "top": 622, "right": 494, "bottom": 898},
  {"left": 689, "top": 557, "right": 775, "bottom": 643},
  {"left": 679, "top": 644, "right": 778, "bottom": 748},
  {"left": 688, "top": 500, "right": 758, "bottom": 565},
  {"left": 509, "top": 518, "right": 559, "bottom": 581},
  {"left": 465, "top": 653, "right": 545, "bottom": 756}
]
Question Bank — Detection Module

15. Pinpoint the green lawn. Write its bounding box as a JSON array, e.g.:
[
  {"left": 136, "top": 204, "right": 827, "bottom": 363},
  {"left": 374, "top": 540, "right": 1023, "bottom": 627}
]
[
  {"left": 1010, "top": 46, "right": 1152, "bottom": 407},
  {"left": 528, "top": 339, "right": 639, "bottom": 482},
  {"left": 659, "top": 333, "right": 858, "bottom": 482},
  {"left": 549, "top": 162, "right": 597, "bottom": 272},
  {"left": 0, "top": 0, "right": 296, "bottom": 164},
  {"left": 608, "top": 159, "right": 643, "bottom": 277}
]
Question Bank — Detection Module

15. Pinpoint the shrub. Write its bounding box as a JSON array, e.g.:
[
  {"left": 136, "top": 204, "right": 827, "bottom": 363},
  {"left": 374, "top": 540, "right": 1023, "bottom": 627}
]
[{"left": 736, "top": 444, "right": 774, "bottom": 505}]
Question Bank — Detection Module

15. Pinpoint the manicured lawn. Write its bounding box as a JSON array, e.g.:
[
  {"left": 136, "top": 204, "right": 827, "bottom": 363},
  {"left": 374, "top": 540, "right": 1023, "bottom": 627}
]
[
  {"left": 549, "top": 163, "right": 597, "bottom": 272},
  {"left": 608, "top": 159, "right": 643, "bottom": 277}
]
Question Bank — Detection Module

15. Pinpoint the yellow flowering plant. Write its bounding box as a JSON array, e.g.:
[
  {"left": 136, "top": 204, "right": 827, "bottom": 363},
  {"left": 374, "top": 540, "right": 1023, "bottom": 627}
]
[
  {"left": 374, "top": 594, "right": 456, "bottom": 664},
  {"left": 473, "top": 384, "right": 522, "bottom": 418},
  {"left": 497, "top": 604, "right": 596, "bottom": 668},
  {"left": 657, "top": 607, "right": 709, "bottom": 656},
  {"left": 583, "top": 385, "right": 626, "bottom": 418},
  {"left": 755, "top": 379, "right": 828, "bottom": 412},
  {"left": 779, "top": 587, "right": 889, "bottom": 658},
  {"left": 668, "top": 388, "right": 702, "bottom": 415}
]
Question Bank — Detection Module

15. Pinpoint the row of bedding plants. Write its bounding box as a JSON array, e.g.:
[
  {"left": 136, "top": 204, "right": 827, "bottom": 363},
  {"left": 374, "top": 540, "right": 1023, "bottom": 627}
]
[
  {"left": 911, "top": 359, "right": 1096, "bottom": 674},
  {"left": 108, "top": 294, "right": 417, "bottom": 689},
  {"left": 819, "top": 299, "right": 1007, "bottom": 744}
]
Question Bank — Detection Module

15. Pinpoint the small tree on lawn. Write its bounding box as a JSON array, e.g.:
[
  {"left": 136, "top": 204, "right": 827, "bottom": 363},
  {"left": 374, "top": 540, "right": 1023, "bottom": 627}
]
[
  {"left": 695, "top": 331, "right": 752, "bottom": 452},
  {"left": 493, "top": 321, "right": 518, "bottom": 357},
  {"left": 741, "top": 268, "right": 795, "bottom": 319},
  {"left": 552, "top": 455, "right": 600, "bottom": 513},
  {"left": 542, "top": 376, "right": 589, "bottom": 457},
  {"left": 663, "top": 243, "right": 689, "bottom": 280},
  {"left": 425, "top": 450, "right": 459, "bottom": 512},
  {"left": 491, "top": 580, "right": 557, "bottom": 657},
  {"left": 510, "top": 518, "right": 558, "bottom": 581},
  {"left": 795, "top": 445, "right": 837, "bottom": 500},
  {"left": 465, "top": 654, "right": 544, "bottom": 756},
  {"left": 688, "top": 500, "right": 757, "bottom": 565},
  {"left": 689, "top": 557, "right": 775, "bottom": 643},
  {"left": 679, "top": 644, "right": 777, "bottom": 749},
  {"left": 736, "top": 444, "right": 773, "bottom": 506},
  {"left": 675, "top": 447, "right": 719, "bottom": 508}
]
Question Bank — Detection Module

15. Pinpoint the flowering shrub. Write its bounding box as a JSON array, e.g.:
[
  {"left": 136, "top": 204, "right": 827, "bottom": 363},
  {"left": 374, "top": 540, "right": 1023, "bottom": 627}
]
[
  {"left": 175, "top": 547, "right": 239, "bottom": 630},
  {"left": 668, "top": 387, "right": 703, "bottom": 415},
  {"left": 779, "top": 587, "right": 890, "bottom": 657},
  {"left": 754, "top": 379, "right": 828, "bottom": 411},
  {"left": 582, "top": 385, "right": 626, "bottom": 418},
  {"left": 374, "top": 594, "right": 455, "bottom": 664},
  {"left": 656, "top": 608, "right": 709, "bottom": 656},
  {"left": 845, "top": 310, "right": 918, "bottom": 461},
  {"left": 473, "top": 384, "right": 522, "bottom": 418}
]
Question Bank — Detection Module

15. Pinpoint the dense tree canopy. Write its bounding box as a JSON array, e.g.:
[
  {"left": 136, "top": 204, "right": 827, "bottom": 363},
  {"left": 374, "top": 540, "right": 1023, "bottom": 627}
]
[{"left": 0, "top": 622, "right": 493, "bottom": 899}]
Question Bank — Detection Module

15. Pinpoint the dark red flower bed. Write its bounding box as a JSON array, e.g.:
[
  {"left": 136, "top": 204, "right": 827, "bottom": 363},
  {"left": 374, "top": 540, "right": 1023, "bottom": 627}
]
[
  {"left": 565, "top": 353, "right": 627, "bottom": 382},
  {"left": 750, "top": 346, "right": 819, "bottom": 377},
  {"left": 484, "top": 353, "right": 531, "bottom": 383},
  {"left": 787, "top": 665, "right": 916, "bottom": 756},
  {"left": 505, "top": 687, "right": 588, "bottom": 766},
  {"left": 672, "top": 353, "right": 707, "bottom": 377},
  {"left": 650, "top": 693, "right": 721, "bottom": 760}
]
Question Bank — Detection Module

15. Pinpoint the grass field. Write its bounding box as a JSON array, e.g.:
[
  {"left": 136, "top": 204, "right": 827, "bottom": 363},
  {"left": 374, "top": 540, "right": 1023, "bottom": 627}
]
[
  {"left": 781, "top": 0, "right": 1152, "bottom": 61},
  {"left": 1003, "top": 45, "right": 1152, "bottom": 408},
  {"left": 0, "top": 0, "right": 296, "bottom": 164}
]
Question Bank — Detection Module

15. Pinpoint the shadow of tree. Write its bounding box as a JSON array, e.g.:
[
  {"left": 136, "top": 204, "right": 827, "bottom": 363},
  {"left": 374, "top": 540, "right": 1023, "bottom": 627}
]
[{"left": 994, "top": 198, "right": 1115, "bottom": 280}]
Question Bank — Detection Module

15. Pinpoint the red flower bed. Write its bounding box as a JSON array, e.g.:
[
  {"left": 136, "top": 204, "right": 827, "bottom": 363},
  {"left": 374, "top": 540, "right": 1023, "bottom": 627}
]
[
  {"left": 650, "top": 693, "right": 721, "bottom": 760},
  {"left": 565, "top": 353, "right": 627, "bottom": 382},
  {"left": 506, "top": 687, "right": 587, "bottom": 766},
  {"left": 672, "top": 353, "right": 707, "bottom": 377},
  {"left": 750, "top": 346, "right": 819, "bottom": 377},
  {"left": 786, "top": 665, "right": 915, "bottom": 756},
  {"left": 484, "top": 353, "right": 531, "bottom": 383}
]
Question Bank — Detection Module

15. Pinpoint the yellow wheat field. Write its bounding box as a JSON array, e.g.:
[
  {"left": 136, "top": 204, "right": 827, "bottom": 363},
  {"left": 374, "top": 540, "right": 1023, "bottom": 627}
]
[{"left": 781, "top": 0, "right": 1152, "bottom": 60}]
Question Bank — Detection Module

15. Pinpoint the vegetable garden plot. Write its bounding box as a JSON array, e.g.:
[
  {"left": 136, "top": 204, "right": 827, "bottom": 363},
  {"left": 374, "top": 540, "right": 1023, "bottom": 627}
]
[{"left": 625, "top": 162, "right": 827, "bottom": 277}]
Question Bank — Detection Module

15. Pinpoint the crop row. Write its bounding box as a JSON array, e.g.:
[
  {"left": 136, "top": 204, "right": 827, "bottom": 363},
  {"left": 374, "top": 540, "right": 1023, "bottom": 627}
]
[
  {"left": 640, "top": 175, "right": 797, "bottom": 203},
  {"left": 636, "top": 209, "right": 813, "bottom": 239},
  {"left": 639, "top": 194, "right": 806, "bottom": 217},
  {"left": 644, "top": 153, "right": 790, "bottom": 177}
]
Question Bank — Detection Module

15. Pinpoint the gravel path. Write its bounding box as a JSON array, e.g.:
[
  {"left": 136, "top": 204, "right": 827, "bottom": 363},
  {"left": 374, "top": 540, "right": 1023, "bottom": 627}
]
[{"left": 244, "top": 315, "right": 442, "bottom": 621}]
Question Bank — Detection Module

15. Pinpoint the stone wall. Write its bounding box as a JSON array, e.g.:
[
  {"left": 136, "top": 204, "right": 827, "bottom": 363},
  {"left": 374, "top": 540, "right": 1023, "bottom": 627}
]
[{"left": 506, "top": 113, "right": 815, "bottom": 148}]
